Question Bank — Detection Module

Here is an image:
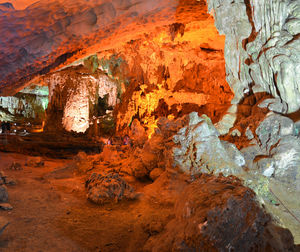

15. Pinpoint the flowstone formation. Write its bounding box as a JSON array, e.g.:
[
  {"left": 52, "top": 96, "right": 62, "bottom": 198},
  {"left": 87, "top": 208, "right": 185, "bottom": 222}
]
[
  {"left": 207, "top": 0, "right": 300, "bottom": 113},
  {"left": 45, "top": 65, "right": 118, "bottom": 133}
]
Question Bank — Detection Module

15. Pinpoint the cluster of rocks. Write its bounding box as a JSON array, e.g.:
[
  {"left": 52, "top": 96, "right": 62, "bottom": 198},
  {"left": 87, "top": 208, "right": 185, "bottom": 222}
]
[{"left": 25, "top": 156, "right": 45, "bottom": 168}]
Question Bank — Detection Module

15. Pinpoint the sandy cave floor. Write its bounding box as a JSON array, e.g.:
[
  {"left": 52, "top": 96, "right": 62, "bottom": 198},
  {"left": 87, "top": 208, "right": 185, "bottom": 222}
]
[{"left": 0, "top": 151, "right": 173, "bottom": 252}]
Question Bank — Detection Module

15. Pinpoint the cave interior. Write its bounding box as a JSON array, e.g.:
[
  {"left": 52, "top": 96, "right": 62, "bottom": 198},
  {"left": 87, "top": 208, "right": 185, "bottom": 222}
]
[{"left": 0, "top": 0, "right": 300, "bottom": 251}]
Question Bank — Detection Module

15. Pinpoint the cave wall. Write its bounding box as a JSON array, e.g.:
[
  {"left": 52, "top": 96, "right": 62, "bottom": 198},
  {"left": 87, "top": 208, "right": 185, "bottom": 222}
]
[
  {"left": 96, "top": 20, "right": 233, "bottom": 136},
  {"left": 207, "top": 0, "right": 300, "bottom": 113},
  {"left": 45, "top": 66, "right": 118, "bottom": 133},
  {"left": 0, "top": 85, "right": 48, "bottom": 123}
]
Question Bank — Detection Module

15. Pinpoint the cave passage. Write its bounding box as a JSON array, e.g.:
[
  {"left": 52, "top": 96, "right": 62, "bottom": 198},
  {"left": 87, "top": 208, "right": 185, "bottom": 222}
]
[{"left": 0, "top": 0, "right": 300, "bottom": 251}]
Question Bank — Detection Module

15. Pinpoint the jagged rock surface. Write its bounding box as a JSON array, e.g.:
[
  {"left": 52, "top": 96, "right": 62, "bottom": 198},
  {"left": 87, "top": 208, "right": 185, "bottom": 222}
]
[
  {"left": 240, "top": 112, "right": 300, "bottom": 192},
  {"left": 85, "top": 172, "right": 136, "bottom": 204},
  {"left": 172, "top": 112, "right": 245, "bottom": 176}
]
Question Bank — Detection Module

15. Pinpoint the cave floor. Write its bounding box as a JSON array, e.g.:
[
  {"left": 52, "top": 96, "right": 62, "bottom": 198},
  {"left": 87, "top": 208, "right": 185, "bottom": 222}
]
[{"left": 0, "top": 152, "right": 173, "bottom": 252}]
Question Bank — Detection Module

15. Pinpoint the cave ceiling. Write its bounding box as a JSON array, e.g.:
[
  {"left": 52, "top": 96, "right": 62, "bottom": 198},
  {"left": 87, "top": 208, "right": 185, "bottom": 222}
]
[{"left": 0, "top": 0, "right": 224, "bottom": 95}]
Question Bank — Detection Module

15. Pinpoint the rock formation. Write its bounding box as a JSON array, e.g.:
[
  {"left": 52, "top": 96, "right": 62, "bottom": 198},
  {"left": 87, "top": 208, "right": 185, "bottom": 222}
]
[
  {"left": 208, "top": 0, "right": 300, "bottom": 113},
  {"left": 45, "top": 65, "right": 118, "bottom": 133}
]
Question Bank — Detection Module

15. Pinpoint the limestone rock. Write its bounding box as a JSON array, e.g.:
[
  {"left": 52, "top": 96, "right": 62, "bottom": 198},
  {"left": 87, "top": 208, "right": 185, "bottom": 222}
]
[
  {"left": 256, "top": 113, "right": 295, "bottom": 152},
  {"left": 270, "top": 135, "right": 300, "bottom": 191},
  {"left": 173, "top": 112, "right": 244, "bottom": 176},
  {"left": 214, "top": 105, "right": 237, "bottom": 135},
  {"left": 241, "top": 114, "right": 300, "bottom": 193},
  {"left": 45, "top": 65, "right": 118, "bottom": 133},
  {"left": 208, "top": 0, "right": 300, "bottom": 113},
  {"left": 9, "top": 162, "right": 22, "bottom": 170},
  {"left": 231, "top": 128, "right": 241, "bottom": 137},
  {"left": 0, "top": 203, "right": 13, "bottom": 211},
  {"left": 85, "top": 172, "right": 136, "bottom": 204},
  {"left": 129, "top": 119, "right": 147, "bottom": 147},
  {"left": 245, "top": 126, "right": 254, "bottom": 140}
]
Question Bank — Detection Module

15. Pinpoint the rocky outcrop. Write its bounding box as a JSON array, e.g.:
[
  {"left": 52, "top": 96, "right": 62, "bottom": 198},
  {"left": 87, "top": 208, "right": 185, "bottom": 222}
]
[
  {"left": 144, "top": 174, "right": 297, "bottom": 251},
  {"left": 241, "top": 112, "right": 300, "bottom": 192},
  {"left": 208, "top": 0, "right": 300, "bottom": 113},
  {"left": 45, "top": 65, "right": 118, "bottom": 133},
  {"left": 173, "top": 112, "right": 245, "bottom": 176}
]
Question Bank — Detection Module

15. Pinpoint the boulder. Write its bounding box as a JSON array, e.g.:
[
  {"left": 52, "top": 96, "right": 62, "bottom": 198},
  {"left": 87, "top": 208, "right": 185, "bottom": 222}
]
[
  {"left": 85, "top": 172, "right": 136, "bottom": 204},
  {"left": 144, "top": 174, "right": 297, "bottom": 251},
  {"left": 172, "top": 112, "right": 244, "bottom": 176},
  {"left": 130, "top": 119, "right": 147, "bottom": 146},
  {"left": 256, "top": 112, "right": 295, "bottom": 152},
  {"left": 9, "top": 162, "right": 22, "bottom": 170}
]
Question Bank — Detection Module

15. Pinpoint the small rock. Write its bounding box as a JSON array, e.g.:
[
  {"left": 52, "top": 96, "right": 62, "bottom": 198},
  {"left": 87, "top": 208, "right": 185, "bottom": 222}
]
[
  {"left": 25, "top": 156, "right": 44, "bottom": 167},
  {"left": 9, "top": 162, "right": 22, "bottom": 170},
  {"left": 4, "top": 178, "right": 17, "bottom": 186},
  {"left": 0, "top": 203, "right": 13, "bottom": 210},
  {"left": 86, "top": 172, "right": 137, "bottom": 204},
  {"left": 150, "top": 168, "right": 164, "bottom": 181},
  {"left": 245, "top": 126, "right": 254, "bottom": 140},
  {"left": 231, "top": 129, "right": 241, "bottom": 137}
]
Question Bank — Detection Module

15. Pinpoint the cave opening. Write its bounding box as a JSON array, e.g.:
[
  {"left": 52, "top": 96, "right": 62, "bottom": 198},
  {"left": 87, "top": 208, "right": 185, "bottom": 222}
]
[{"left": 0, "top": 0, "right": 299, "bottom": 251}]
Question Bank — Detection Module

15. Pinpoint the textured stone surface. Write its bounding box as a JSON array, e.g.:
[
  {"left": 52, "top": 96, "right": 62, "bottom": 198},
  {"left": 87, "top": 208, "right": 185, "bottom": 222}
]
[
  {"left": 208, "top": 0, "right": 300, "bottom": 113},
  {"left": 241, "top": 113, "right": 300, "bottom": 192},
  {"left": 85, "top": 172, "right": 136, "bottom": 204},
  {"left": 45, "top": 65, "right": 117, "bottom": 133},
  {"left": 256, "top": 112, "right": 295, "bottom": 152},
  {"left": 144, "top": 174, "right": 297, "bottom": 251},
  {"left": 0, "top": 84, "right": 48, "bottom": 122},
  {"left": 173, "top": 112, "right": 244, "bottom": 176}
]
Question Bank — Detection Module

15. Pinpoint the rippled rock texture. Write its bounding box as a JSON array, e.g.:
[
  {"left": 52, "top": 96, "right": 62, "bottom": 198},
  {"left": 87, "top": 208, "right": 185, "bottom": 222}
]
[{"left": 208, "top": 0, "right": 300, "bottom": 113}]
